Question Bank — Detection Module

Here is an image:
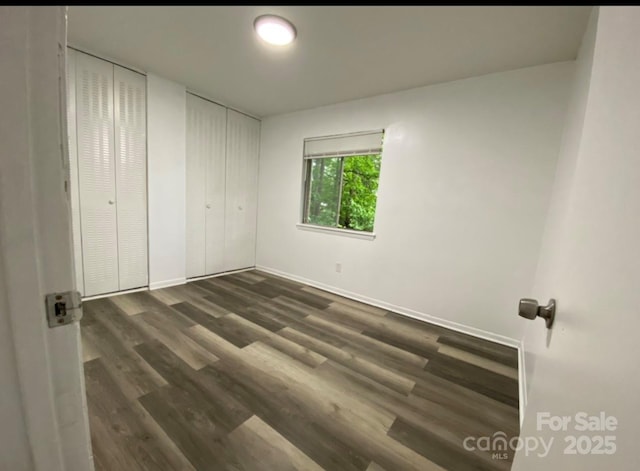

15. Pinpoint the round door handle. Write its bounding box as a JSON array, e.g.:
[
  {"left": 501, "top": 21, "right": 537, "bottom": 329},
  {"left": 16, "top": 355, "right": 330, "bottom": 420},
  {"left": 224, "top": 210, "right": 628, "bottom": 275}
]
[
  {"left": 518, "top": 298, "right": 556, "bottom": 329},
  {"left": 238, "top": 206, "right": 243, "bottom": 211},
  {"left": 206, "top": 204, "right": 211, "bottom": 209},
  {"left": 108, "top": 200, "right": 115, "bottom": 205}
]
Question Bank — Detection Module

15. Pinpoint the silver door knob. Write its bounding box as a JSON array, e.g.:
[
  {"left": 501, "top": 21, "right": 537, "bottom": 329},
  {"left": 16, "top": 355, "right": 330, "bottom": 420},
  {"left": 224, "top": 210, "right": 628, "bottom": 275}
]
[
  {"left": 206, "top": 204, "right": 211, "bottom": 209},
  {"left": 108, "top": 200, "right": 115, "bottom": 205},
  {"left": 238, "top": 206, "right": 243, "bottom": 211},
  {"left": 518, "top": 298, "right": 556, "bottom": 328}
]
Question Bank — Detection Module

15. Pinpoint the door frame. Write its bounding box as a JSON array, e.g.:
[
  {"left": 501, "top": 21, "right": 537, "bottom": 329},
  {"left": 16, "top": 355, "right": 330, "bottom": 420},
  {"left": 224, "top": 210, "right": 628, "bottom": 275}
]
[{"left": 0, "top": 6, "right": 93, "bottom": 470}]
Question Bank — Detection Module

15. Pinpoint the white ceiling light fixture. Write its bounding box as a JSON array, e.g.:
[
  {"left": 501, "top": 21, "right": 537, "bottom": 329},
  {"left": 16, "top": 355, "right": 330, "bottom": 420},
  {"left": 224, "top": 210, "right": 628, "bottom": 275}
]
[{"left": 254, "top": 14, "right": 296, "bottom": 46}]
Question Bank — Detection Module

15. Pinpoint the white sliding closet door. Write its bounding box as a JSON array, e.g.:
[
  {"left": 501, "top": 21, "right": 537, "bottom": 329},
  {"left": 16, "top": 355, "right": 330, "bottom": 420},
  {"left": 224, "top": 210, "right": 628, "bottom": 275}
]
[
  {"left": 224, "top": 110, "right": 260, "bottom": 271},
  {"left": 186, "top": 94, "right": 227, "bottom": 278},
  {"left": 114, "top": 65, "right": 148, "bottom": 290},
  {"left": 76, "top": 52, "right": 118, "bottom": 296}
]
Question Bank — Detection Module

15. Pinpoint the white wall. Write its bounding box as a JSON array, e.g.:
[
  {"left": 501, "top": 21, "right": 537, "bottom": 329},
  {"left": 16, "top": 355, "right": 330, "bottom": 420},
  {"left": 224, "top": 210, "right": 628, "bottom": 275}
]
[
  {"left": 514, "top": 6, "right": 640, "bottom": 468},
  {"left": 256, "top": 62, "right": 573, "bottom": 342},
  {"left": 522, "top": 7, "right": 598, "bottom": 399},
  {"left": 147, "top": 75, "right": 187, "bottom": 288}
]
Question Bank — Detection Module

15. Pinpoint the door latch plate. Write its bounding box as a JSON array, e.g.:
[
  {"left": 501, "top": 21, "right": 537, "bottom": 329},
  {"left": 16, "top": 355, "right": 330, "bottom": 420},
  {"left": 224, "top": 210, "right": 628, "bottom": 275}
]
[{"left": 45, "top": 291, "right": 83, "bottom": 328}]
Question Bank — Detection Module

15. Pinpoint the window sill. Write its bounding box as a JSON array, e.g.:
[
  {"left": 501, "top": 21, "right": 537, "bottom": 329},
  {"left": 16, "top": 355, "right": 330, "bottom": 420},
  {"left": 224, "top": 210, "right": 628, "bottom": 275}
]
[{"left": 296, "top": 223, "right": 376, "bottom": 241}]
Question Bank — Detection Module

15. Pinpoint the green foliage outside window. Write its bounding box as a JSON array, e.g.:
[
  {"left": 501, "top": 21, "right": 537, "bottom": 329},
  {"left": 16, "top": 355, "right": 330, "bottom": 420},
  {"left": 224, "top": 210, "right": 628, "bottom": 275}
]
[{"left": 304, "top": 154, "right": 381, "bottom": 232}]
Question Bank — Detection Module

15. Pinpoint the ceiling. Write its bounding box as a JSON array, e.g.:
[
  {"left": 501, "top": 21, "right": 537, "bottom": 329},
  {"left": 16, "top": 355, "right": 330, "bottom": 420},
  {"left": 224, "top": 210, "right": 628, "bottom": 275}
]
[{"left": 68, "top": 6, "right": 591, "bottom": 118}]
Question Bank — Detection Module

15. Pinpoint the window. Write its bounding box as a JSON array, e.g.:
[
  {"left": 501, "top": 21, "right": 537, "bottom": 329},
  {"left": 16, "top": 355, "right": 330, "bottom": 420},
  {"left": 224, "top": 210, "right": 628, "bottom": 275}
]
[{"left": 302, "top": 130, "right": 383, "bottom": 234}]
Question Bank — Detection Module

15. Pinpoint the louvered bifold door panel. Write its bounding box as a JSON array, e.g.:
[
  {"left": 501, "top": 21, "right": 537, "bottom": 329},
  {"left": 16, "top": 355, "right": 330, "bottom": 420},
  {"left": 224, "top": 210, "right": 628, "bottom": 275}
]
[
  {"left": 114, "top": 65, "right": 148, "bottom": 291},
  {"left": 66, "top": 48, "right": 85, "bottom": 296},
  {"left": 76, "top": 52, "right": 118, "bottom": 296},
  {"left": 204, "top": 102, "right": 227, "bottom": 275},
  {"left": 186, "top": 94, "right": 208, "bottom": 278},
  {"left": 224, "top": 110, "right": 260, "bottom": 271}
]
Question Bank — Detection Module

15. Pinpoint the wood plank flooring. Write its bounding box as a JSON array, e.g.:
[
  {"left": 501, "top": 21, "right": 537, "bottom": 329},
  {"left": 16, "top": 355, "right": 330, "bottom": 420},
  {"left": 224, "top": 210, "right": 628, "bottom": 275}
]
[{"left": 81, "top": 270, "right": 519, "bottom": 471}]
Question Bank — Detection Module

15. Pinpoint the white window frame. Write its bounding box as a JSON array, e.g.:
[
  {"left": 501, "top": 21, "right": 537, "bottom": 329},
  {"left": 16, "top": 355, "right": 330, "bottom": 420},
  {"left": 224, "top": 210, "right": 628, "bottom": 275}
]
[{"left": 298, "top": 130, "right": 384, "bottom": 240}]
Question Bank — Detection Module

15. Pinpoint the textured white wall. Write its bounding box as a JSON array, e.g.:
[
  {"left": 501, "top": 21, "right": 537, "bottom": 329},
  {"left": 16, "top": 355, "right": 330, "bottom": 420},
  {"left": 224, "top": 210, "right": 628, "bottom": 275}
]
[
  {"left": 147, "top": 75, "right": 187, "bottom": 288},
  {"left": 256, "top": 62, "right": 573, "bottom": 341}
]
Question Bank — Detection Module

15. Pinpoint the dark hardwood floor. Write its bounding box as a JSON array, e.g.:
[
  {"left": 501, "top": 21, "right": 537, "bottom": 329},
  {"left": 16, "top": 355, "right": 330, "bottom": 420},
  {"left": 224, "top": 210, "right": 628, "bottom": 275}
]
[{"left": 81, "top": 270, "right": 519, "bottom": 471}]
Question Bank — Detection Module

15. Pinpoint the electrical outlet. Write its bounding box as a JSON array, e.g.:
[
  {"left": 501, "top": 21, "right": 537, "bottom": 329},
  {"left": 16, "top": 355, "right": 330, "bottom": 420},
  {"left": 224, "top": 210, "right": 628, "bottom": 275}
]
[{"left": 335, "top": 263, "right": 342, "bottom": 273}]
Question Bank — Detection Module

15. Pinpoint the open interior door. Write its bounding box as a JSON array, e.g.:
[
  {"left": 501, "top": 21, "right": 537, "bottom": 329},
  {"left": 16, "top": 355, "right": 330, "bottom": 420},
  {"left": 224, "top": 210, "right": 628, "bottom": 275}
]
[
  {"left": 0, "top": 6, "right": 93, "bottom": 470},
  {"left": 515, "top": 7, "right": 640, "bottom": 469}
]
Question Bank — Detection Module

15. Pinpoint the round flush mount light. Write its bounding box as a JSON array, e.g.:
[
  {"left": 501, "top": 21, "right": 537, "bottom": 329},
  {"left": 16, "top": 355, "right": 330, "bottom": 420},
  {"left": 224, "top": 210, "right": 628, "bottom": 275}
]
[{"left": 254, "top": 15, "right": 296, "bottom": 46}]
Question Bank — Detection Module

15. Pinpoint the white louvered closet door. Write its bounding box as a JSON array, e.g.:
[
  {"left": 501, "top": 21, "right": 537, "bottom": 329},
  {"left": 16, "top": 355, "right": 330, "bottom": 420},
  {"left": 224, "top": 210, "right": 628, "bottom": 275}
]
[
  {"left": 204, "top": 102, "right": 227, "bottom": 275},
  {"left": 186, "top": 94, "right": 207, "bottom": 278},
  {"left": 224, "top": 110, "right": 260, "bottom": 271},
  {"left": 76, "top": 52, "right": 118, "bottom": 296},
  {"left": 186, "top": 94, "right": 227, "bottom": 278},
  {"left": 66, "top": 49, "right": 85, "bottom": 296},
  {"left": 114, "top": 66, "right": 148, "bottom": 291}
]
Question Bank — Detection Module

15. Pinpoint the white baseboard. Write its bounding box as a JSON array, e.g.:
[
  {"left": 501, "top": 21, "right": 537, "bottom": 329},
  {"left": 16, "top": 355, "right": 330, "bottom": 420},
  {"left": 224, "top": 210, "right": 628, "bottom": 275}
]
[
  {"left": 149, "top": 278, "right": 187, "bottom": 290},
  {"left": 149, "top": 267, "right": 255, "bottom": 290},
  {"left": 255, "top": 265, "right": 520, "bottom": 349},
  {"left": 518, "top": 341, "right": 527, "bottom": 427},
  {"left": 82, "top": 286, "right": 148, "bottom": 301},
  {"left": 186, "top": 267, "right": 254, "bottom": 283}
]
